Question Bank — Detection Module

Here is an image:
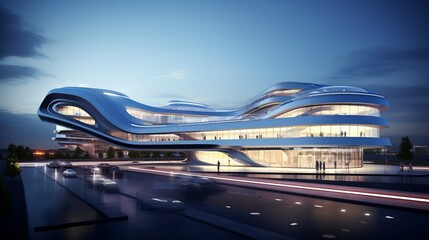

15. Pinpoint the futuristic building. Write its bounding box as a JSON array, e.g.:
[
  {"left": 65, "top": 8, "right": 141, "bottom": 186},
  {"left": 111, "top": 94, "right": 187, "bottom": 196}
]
[
  {"left": 38, "top": 82, "right": 390, "bottom": 168},
  {"left": 51, "top": 125, "right": 111, "bottom": 157}
]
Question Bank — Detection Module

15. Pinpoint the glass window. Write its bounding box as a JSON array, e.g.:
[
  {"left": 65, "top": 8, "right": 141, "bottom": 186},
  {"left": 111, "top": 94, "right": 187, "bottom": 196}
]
[
  {"left": 276, "top": 104, "right": 381, "bottom": 118},
  {"left": 55, "top": 105, "right": 95, "bottom": 125}
]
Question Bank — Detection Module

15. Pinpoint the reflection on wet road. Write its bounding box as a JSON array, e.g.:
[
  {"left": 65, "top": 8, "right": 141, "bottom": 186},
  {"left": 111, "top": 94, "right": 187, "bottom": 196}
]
[
  {"left": 121, "top": 168, "right": 429, "bottom": 239},
  {"left": 23, "top": 164, "right": 429, "bottom": 240}
]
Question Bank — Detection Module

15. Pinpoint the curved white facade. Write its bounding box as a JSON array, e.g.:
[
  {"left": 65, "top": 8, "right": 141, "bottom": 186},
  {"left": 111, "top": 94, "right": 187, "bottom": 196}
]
[{"left": 38, "top": 82, "right": 390, "bottom": 168}]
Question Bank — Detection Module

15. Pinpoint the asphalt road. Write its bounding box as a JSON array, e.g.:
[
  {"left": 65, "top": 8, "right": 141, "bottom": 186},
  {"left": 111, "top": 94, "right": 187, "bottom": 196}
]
[
  {"left": 121, "top": 167, "right": 429, "bottom": 239},
  {"left": 31, "top": 164, "right": 429, "bottom": 239},
  {"left": 24, "top": 166, "right": 250, "bottom": 240}
]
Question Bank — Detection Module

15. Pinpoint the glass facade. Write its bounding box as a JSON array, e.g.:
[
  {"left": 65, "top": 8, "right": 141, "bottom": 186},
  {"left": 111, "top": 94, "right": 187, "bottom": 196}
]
[
  {"left": 108, "top": 124, "right": 380, "bottom": 142},
  {"left": 243, "top": 147, "right": 363, "bottom": 168},
  {"left": 276, "top": 104, "right": 380, "bottom": 118},
  {"left": 195, "top": 151, "right": 244, "bottom": 166},
  {"left": 252, "top": 89, "right": 301, "bottom": 103},
  {"left": 192, "top": 148, "right": 363, "bottom": 169},
  {"left": 126, "top": 107, "right": 230, "bottom": 125},
  {"left": 127, "top": 104, "right": 380, "bottom": 126},
  {"left": 55, "top": 105, "right": 95, "bottom": 125},
  {"left": 108, "top": 125, "right": 370, "bottom": 169}
]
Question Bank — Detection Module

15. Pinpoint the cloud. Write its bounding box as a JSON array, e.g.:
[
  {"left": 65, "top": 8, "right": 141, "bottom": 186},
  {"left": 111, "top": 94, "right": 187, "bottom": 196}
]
[
  {"left": 333, "top": 46, "right": 429, "bottom": 79},
  {"left": 365, "top": 83, "right": 429, "bottom": 123},
  {"left": 150, "top": 69, "right": 189, "bottom": 80},
  {"left": 0, "top": 7, "right": 48, "bottom": 83},
  {"left": 367, "top": 83, "right": 429, "bottom": 100},
  {"left": 0, "top": 7, "right": 47, "bottom": 60},
  {"left": 0, "top": 64, "right": 40, "bottom": 83},
  {"left": 0, "top": 109, "right": 56, "bottom": 149}
]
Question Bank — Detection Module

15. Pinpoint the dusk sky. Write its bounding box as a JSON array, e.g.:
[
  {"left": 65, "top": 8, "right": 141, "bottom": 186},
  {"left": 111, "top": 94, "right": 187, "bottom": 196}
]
[{"left": 0, "top": 0, "right": 428, "bottom": 150}]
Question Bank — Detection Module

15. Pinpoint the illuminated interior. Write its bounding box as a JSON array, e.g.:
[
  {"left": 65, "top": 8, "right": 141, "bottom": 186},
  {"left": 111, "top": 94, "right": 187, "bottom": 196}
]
[
  {"left": 126, "top": 107, "right": 230, "bottom": 125},
  {"left": 195, "top": 151, "right": 245, "bottom": 166},
  {"left": 108, "top": 124, "right": 380, "bottom": 142},
  {"left": 275, "top": 104, "right": 380, "bottom": 118},
  {"left": 55, "top": 104, "right": 96, "bottom": 125}
]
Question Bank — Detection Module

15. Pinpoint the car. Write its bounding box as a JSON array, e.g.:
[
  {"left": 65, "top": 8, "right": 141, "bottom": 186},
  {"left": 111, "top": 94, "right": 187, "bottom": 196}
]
[
  {"left": 131, "top": 160, "right": 139, "bottom": 164},
  {"left": 47, "top": 161, "right": 61, "bottom": 168},
  {"left": 87, "top": 166, "right": 100, "bottom": 174},
  {"left": 100, "top": 179, "right": 119, "bottom": 192},
  {"left": 63, "top": 169, "right": 77, "bottom": 177},
  {"left": 107, "top": 166, "right": 123, "bottom": 177},
  {"left": 136, "top": 191, "right": 185, "bottom": 211},
  {"left": 86, "top": 175, "right": 106, "bottom": 187},
  {"left": 176, "top": 174, "right": 213, "bottom": 189},
  {"left": 86, "top": 175, "right": 119, "bottom": 192},
  {"left": 60, "top": 161, "right": 73, "bottom": 169},
  {"left": 97, "top": 163, "right": 111, "bottom": 172},
  {"left": 84, "top": 166, "right": 99, "bottom": 174}
]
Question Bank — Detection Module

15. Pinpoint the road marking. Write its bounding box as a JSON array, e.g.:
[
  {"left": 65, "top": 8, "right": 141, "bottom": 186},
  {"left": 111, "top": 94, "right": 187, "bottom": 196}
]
[{"left": 128, "top": 167, "right": 429, "bottom": 204}]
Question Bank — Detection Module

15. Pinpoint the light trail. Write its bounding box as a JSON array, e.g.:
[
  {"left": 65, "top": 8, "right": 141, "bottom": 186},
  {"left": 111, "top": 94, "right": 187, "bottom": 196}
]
[
  {"left": 128, "top": 167, "right": 429, "bottom": 204},
  {"left": 414, "top": 167, "right": 429, "bottom": 170}
]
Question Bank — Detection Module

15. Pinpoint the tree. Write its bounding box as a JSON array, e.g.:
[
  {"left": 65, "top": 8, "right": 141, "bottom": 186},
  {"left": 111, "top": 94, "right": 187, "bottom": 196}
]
[
  {"left": 98, "top": 152, "right": 104, "bottom": 159},
  {"left": 165, "top": 151, "right": 172, "bottom": 159},
  {"left": 84, "top": 151, "right": 90, "bottom": 159},
  {"left": 116, "top": 149, "right": 124, "bottom": 159},
  {"left": 73, "top": 147, "right": 84, "bottom": 158},
  {"left": 141, "top": 151, "right": 150, "bottom": 158},
  {"left": 4, "top": 154, "right": 22, "bottom": 181},
  {"left": 55, "top": 152, "right": 63, "bottom": 159},
  {"left": 7, "top": 144, "right": 16, "bottom": 155},
  {"left": 128, "top": 151, "right": 138, "bottom": 158},
  {"left": 106, "top": 146, "right": 115, "bottom": 158},
  {"left": 24, "top": 146, "right": 33, "bottom": 160},
  {"left": 7, "top": 143, "right": 33, "bottom": 161},
  {"left": 16, "top": 145, "right": 25, "bottom": 160},
  {"left": 397, "top": 136, "right": 413, "bottom": 162}
]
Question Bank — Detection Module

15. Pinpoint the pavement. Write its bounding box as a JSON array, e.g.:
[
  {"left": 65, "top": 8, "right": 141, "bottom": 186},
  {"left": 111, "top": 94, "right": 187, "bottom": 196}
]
[{"left": 152, "top": 163, "right": 429, "bottom": 176}]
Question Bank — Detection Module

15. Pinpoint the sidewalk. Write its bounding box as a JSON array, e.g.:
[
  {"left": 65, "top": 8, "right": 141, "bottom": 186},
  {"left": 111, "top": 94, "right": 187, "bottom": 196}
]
[{"left": 149, "top": 163, "right": 429, "bottom": 176}]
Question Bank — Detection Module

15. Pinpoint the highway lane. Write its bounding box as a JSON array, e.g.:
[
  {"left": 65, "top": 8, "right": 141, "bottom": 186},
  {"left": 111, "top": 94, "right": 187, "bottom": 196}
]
[
  {"left": 22, "top": 162, "right": 429, "bottom": 239},
  {"left": 118, "top": 167, "right": 429, "bottom": 239},
  {"left": 127, "top": 166, "right": 429, "bottom": 212},
  {"left": 31, "top": 166, "right": 250, "bottom": 240}
]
